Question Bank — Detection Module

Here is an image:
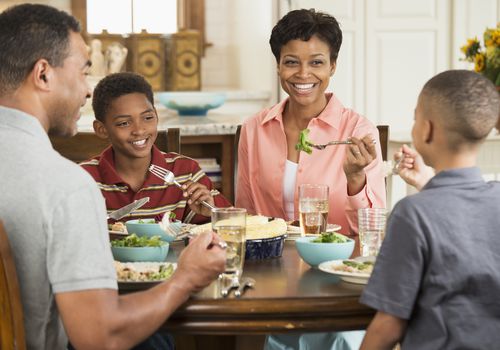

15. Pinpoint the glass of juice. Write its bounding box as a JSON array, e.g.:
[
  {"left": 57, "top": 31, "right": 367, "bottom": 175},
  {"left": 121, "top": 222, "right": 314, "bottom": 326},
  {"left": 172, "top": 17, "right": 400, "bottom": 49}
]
[{"left": 299, "top": 184, "right": 329, "bottom": 236}]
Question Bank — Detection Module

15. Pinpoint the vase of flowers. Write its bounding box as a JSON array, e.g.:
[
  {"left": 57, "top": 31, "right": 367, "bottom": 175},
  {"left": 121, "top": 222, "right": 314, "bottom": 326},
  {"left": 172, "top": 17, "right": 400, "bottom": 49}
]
[{"left": 461, "top": 23, "right": 500, "bottom": 87}]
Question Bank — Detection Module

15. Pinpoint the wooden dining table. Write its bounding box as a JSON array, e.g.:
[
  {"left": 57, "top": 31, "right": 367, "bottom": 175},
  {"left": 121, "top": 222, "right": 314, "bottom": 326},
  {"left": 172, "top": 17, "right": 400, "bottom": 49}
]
[{"left": 120, "top": 238, "right": 375, "bottom": 349}]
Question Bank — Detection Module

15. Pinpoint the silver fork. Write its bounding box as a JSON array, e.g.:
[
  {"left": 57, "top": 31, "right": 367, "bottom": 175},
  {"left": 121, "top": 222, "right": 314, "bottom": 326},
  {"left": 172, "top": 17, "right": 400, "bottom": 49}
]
[
  {"left": 149, "top": 164, "right": 216, "bottom": 211},
  {"left": 308, "top": 138, "right": 377, "bottom": 150},
  {"left": 307, "top": 140, "right": 353, "bottom": 150}
]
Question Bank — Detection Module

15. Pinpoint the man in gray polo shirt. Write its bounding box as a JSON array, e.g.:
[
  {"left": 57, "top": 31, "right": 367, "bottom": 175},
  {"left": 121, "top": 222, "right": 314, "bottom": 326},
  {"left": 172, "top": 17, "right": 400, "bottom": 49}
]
[
  {"left": 360, "top": 70, "right": 500, "bottom": 349},
  {"left": 0, "top": 4, "right": 226, "bottom": 349}
]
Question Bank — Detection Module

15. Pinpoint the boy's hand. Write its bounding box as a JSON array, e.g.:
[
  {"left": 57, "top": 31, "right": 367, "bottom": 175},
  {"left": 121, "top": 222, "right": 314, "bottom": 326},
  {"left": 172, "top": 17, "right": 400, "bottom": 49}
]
[
  {"left": 182, "top": 181, "right": 215, "bottom": 217},
  {"left": 394, "top": 144, "right": 434, "bottom": 191}
]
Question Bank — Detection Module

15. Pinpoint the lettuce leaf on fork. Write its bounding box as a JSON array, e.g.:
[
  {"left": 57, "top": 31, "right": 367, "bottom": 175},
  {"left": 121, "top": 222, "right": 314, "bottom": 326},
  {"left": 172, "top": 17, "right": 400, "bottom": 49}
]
[{"left": 295, "top": 128, "right": 313, "bottom": 154}]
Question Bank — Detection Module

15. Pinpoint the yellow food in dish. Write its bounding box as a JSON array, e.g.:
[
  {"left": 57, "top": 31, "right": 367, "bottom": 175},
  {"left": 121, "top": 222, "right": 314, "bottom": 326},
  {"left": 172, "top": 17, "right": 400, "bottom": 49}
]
[{"left": 189, "top": 215, "right": 287, "bottom": 240}]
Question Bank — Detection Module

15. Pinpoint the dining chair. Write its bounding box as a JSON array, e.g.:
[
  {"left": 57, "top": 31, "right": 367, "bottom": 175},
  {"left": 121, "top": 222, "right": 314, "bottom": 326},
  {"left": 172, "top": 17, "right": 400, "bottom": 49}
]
[
  {"left": 50, "top": 128, "right": 181, "bottom": 163},
  {"left": 0, "top": 220, "right": 26, "bottom": 350}
]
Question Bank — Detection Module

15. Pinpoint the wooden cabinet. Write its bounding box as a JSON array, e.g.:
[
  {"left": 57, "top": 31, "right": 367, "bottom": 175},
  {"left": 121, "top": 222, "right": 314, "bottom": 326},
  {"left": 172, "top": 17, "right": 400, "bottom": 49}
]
[{"left": 181, "top": 134, "right": 236, "bottom": 203}]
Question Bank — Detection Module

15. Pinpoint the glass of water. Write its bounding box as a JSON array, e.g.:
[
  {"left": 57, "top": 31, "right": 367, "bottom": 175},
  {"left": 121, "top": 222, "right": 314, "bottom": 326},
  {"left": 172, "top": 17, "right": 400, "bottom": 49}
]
[
  {"left": 299, "top": 184, "right": 329, "bottom": 236},
  {"left": 211, "top": 208, "right": 246, "bottom": 280},
  {"left": 357, "top": 208, "right": 387, "bottom": 257}
]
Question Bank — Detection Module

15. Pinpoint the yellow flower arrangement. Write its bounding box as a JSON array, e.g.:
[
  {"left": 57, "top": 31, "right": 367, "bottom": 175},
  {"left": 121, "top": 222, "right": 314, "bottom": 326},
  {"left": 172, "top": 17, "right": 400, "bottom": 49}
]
[{"left": 461, "top": 24, "right": 500, "bottom": 86}]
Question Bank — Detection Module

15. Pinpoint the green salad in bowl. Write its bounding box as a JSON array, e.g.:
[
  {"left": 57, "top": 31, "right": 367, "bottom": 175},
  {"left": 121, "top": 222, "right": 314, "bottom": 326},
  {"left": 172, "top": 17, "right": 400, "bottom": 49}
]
[{"left": 111, "top": 234, "right": 169, "bottom": 262}]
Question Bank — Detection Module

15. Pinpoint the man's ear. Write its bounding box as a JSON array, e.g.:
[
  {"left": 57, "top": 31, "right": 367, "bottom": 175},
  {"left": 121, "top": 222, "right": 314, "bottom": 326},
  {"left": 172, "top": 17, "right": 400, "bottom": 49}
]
[
  {"left": 32, "top": 59, "right": 52, "bottom": 90},
  {"left": 93, "top": 120, "right": 109, "bottom": 140}
]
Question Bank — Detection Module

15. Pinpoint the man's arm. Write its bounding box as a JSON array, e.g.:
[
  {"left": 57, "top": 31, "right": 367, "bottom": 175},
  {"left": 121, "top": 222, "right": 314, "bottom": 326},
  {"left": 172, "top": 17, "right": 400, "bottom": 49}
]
[
  {"left": 360, "top": 311, "right": 407, "bottom": 350},
  {"left": 56, "top": 231, "right": 225, "bottom": 350}
]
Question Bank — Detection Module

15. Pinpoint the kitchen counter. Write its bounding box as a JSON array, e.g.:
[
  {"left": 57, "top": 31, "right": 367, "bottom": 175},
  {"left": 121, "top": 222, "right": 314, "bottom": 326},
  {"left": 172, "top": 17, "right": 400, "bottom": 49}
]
[
  {"left": 77, "top": 89, "right": 271, "bottom": 136},
  {"left": 77, "top": 109, "right": 250, "bottom": 136}
]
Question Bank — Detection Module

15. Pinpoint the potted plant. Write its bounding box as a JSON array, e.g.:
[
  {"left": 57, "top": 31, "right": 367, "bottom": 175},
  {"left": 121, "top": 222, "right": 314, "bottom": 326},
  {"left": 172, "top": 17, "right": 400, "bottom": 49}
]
[{"left": 461, "top": 23, "right": 500, "bottom": 87}]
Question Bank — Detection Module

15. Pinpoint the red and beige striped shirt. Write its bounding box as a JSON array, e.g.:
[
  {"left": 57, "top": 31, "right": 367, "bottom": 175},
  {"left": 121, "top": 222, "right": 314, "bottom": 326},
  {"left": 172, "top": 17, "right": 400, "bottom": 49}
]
[{"left": 80, "top": 145, "right": 231, "bottom": 224}]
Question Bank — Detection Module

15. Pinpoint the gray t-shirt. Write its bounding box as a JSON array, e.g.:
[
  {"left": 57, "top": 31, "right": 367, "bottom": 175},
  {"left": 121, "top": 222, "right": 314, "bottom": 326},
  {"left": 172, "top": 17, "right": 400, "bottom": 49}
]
[
  {"left": 361, "top": 167, "right": 500, "bottom": 349},
  {"left": 0, "top": 106, "right": 117, "bottom": 349}
]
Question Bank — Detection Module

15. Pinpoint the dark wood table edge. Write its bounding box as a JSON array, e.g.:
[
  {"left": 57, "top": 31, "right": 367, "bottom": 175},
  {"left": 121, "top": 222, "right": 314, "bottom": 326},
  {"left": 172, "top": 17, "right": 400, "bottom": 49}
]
[{"left": 162, "top": 296, "right": 375, "bottom": 334}]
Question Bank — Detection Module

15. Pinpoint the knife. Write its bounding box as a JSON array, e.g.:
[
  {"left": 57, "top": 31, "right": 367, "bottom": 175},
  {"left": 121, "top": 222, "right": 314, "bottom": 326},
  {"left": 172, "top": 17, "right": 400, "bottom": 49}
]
[{"left": 107, "top": 197, "right": 150, "bottom": 220}]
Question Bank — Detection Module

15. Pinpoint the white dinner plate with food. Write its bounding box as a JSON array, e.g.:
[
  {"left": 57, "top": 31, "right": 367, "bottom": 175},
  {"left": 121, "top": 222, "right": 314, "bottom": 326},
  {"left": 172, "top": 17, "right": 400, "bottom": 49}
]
[
  {"left": 115, "top": 261, "right": 176, "bottom": 290},
  {"left": 318, "top": 257, "right": 375, "bottom": 285}
]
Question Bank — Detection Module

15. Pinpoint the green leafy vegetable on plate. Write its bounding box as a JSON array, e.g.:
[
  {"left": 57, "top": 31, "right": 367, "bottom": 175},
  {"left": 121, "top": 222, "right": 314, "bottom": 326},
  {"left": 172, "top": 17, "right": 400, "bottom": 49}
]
[
  {"left": 295, "top": 128, "right": 313, "bottom": 154},
  {"left": 111, "top": 233, "right": 164, "bottom": 247},
  {"left": 312, "top": 232, "right": 349, "bottom": 243},
  {"left": 342, "top": 260, "right": 374, "bottom": 270}
]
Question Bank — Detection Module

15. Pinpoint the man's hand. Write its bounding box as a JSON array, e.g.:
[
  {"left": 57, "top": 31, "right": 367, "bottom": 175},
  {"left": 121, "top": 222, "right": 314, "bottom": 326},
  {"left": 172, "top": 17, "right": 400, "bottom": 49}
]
[
  {"left": 172, "top": 231, "right": 226, "bottom": 293},
  {"left": 394, "top": 144, "right": 434, "bottom": 191},
  {"left": 182, "top": 181, "right": 215, "bottom": 217}
]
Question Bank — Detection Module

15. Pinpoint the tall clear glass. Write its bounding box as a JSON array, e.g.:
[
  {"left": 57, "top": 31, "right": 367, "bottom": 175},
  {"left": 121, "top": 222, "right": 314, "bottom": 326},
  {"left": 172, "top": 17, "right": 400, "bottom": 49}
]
[
  {"left": 211, "top": 208, "right": 246, "bottom": 279},
  {"left": 299, "top": 184, "right": 329, "bottom": 236},
  {"left": 357, "top": 208, "right": 387, "bottom": 257}
]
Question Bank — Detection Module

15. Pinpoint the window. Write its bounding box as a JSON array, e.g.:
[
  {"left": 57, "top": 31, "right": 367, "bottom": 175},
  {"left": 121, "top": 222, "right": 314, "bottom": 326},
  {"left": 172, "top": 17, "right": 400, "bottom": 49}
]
[{"left": 86, "top": 0, "right": 177, "bottom": 34}]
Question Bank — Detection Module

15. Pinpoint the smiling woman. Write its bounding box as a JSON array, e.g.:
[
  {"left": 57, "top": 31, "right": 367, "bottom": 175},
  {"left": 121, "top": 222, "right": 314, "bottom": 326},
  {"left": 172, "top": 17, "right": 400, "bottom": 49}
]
[{"left": 235, "top": 8, "right": 387, "bottom": 350}]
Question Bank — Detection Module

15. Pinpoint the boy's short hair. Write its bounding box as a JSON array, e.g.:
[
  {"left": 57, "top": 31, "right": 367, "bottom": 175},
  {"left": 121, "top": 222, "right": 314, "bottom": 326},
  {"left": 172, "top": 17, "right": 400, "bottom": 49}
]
[
  {"left": 92, "top": 72, "right": 154, "bottom": 122},
  {"left": 420, "top": 69, "right": 500, "bottom": 149},
  {"left": 269, "top": 8, "right": 342, "bottom": 63},
  {"left": 0, "top": 4, "right": 80, "bottom": 95}
]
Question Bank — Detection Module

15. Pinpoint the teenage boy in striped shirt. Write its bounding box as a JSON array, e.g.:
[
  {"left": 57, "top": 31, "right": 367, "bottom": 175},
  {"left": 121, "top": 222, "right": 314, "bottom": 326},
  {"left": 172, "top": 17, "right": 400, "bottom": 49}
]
[{"left": 81, "top": 72, "right": 231, "bottom": 224}]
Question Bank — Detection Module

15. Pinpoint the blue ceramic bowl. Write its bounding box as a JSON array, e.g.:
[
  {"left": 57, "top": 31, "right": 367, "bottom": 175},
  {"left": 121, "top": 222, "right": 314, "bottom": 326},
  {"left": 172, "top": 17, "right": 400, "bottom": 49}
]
[
  {"left": 111, "top": 243, "right": 169, "bottom": 262},
  {"left": 156, "top": 92, "right": 226, "bottom": 116},
  {"left": 125, "top": 219, "right": 182, "bottom": 243},
  {"left": 295, "top": 236, "right": 355, "bottom": 267},
  {"left": 245, "top": 235, "right": 286, "bottom": 260}
]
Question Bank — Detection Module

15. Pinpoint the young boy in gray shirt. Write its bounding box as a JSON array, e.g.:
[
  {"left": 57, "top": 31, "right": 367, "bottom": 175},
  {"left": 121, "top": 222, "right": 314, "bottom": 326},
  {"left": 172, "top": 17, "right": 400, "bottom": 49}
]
[{"left": 360, "top": 70, "right": 500, "bottom": 349}]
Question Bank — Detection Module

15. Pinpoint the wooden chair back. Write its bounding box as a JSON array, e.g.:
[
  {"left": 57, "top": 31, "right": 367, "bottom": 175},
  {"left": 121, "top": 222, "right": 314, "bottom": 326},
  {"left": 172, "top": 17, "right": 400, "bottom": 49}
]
[
  {"left": 376, "top": 125, "right": 389, "bottom": 161},
  {"left": 0, "top": 220, "right": 26, "bottom": 350},
  {"left": 50, "top": 128, "right": 181, "bottom": 163}
]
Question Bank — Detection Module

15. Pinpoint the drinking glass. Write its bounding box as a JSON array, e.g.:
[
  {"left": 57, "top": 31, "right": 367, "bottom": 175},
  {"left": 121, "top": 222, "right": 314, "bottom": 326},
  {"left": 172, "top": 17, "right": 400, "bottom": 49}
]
[
  {"left": 211, "top": 208, "right": 246, "bottom": 280},
  {"left": 357, "top": 208, "right": 387, "bottom": 257},
  {"left": 299, "top": 184, "right": 329, "bottom": 236}
]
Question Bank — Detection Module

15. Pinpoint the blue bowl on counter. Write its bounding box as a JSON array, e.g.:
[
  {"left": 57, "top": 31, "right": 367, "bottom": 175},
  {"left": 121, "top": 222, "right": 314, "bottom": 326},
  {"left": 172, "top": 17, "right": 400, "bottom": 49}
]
[
  {"left": 245, "top": 234, "right": 286, "bottom": 260},
  {"left": 156, "top": 91, "right": 226, "bottom": 116}
]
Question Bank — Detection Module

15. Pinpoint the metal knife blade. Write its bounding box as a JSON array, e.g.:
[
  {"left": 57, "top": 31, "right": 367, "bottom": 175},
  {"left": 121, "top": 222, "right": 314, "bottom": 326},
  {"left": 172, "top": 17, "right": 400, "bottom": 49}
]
[{"left": 107, "top": 197, "right": 150, "bottom": 220}]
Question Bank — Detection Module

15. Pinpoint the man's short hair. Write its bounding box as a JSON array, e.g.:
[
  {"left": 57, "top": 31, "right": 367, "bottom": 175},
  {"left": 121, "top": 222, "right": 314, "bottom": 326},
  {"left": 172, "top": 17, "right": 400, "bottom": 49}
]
[
  {"left": 0, "top": 4, "right": 80, "bottom": 95},
  {"left": 92, "top": 72, "right": 155, "bottom": 122},
  {"left": 421, "top": 69, "right": 500, "bottom": 148},
  {"left": 269, "top": 8, "right": 342, "bottom": 63}
]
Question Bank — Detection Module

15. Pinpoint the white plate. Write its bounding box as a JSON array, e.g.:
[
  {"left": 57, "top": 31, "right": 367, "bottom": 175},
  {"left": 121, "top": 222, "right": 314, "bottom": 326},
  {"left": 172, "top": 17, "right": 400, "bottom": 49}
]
[
  {"left": 116, "top": 262, "right": 177, "bottom": 283},
  {"left": 318, "top": 257, "right": 374, "bottom": 285}
]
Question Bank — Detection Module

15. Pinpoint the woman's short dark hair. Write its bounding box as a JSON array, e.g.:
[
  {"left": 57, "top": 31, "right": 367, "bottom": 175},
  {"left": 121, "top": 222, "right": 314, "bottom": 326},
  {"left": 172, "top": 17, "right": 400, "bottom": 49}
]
[
  {"left": 92, "top": 72, "right": 155, "bottom": 122},
  {"left": 0, "top": 4, "right": 80, "bottom": 95},
  {"left": 269, "top": 9, "right": 342, "bottom": 63}
]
